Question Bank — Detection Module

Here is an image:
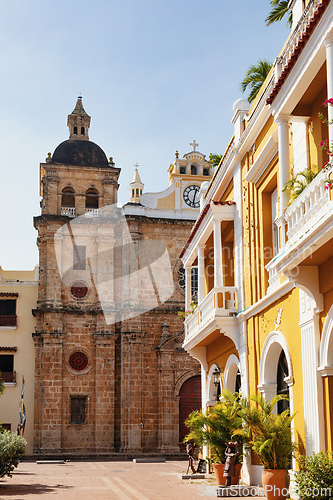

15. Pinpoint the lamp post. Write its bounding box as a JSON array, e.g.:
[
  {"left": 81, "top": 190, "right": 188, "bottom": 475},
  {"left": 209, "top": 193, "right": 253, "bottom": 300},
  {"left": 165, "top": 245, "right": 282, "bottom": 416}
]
[{"left": 212, "top": 367, "right": 221, "bottom": 401}]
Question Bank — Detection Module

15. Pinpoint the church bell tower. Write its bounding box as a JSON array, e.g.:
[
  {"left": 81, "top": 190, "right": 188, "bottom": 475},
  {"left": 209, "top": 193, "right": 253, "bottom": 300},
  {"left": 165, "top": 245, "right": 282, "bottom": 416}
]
[{"left": 33, "top": 98, "right": 121, "bottom": 456}]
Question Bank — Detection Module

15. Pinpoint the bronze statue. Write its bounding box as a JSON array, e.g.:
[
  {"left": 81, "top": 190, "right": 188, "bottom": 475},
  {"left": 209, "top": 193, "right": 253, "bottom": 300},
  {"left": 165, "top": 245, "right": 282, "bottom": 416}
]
[
  {"left": 224, "top": 441, "right": 239, "bottom": 486},
  {"left": 185, "top": 440, "right": 196, "bottom": 474}
]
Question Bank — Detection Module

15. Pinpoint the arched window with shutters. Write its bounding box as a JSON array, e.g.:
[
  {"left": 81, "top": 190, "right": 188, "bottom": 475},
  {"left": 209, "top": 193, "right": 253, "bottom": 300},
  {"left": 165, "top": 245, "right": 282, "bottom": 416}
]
[
  {"left": 191, "top": 165, "right": 197, "bottom": 175},
  {"left": 73, "top": 126, "right": 78, "bottom": 135},
  {"left": 81, "top": 126, "right": 85, "bottom": 136}
]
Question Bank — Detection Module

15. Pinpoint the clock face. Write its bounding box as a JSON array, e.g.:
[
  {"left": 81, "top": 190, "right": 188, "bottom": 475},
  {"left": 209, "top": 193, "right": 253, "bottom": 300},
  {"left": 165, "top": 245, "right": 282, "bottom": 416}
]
[{"left": 183, "top": 185, "right": 200, "bottom": 208}]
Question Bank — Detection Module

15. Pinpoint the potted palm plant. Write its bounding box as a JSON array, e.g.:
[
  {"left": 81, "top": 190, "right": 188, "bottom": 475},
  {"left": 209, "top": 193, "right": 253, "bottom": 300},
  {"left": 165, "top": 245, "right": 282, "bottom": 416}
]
[
  {"left": 236, "top": 393, "right": 295, "bottom": 500},
  {"left": 184, "top": 390, "right": 244, "bottom": 485}
]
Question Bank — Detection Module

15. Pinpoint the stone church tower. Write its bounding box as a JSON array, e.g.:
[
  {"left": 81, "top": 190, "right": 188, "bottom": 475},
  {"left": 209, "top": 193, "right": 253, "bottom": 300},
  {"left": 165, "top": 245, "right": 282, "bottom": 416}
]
[{"left": 33, "top": 98, "right": 211, "bottom": 457}]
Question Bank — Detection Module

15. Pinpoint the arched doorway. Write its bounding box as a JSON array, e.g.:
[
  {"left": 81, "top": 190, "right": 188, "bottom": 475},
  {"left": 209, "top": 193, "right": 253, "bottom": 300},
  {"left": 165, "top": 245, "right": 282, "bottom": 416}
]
[{"left": 179, "top": 375, "right": 201, "bottom": 445}]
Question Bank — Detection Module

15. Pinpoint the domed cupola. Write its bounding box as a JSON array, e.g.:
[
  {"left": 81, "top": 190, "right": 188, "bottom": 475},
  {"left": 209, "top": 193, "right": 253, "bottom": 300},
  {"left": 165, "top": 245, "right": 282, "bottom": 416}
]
[{"left": 51, "top": 97, "right": 110, "bottom": 167}]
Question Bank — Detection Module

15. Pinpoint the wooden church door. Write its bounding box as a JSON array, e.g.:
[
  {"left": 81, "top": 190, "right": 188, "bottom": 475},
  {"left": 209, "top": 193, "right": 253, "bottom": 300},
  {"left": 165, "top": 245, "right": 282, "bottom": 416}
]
[{"left": 179, "top": 375, "right": 201, "bottom": 445}]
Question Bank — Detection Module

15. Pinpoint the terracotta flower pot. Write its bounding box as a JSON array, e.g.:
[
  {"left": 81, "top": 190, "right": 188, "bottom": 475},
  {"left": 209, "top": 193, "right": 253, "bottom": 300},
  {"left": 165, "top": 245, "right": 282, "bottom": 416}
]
[
  {"left": 212, "top": 463, "right": 242, "bottom": 486},
  {"left": 213, "top": 463, "right": 225, "bottom": 486},
  {"left": 231, "top": 463, "right": 242, "bottom": 485},
  {"left": 262, "top": 469, "right": 289, "bottom": 500}
]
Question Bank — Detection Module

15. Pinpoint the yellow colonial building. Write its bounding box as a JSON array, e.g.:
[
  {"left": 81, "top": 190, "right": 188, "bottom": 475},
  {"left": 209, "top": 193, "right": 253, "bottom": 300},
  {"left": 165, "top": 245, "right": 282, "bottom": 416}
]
[
  {"left": 0, "top": 267, "right": 38, "bottom": 455},
  {"left": 181, "top": 0, "right": 333, "bottom": 485}
]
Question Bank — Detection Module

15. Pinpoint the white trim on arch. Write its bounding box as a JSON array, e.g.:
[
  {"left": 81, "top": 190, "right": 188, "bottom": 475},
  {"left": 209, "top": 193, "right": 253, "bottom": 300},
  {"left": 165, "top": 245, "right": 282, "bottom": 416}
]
[
  {"left": 223, "top": 354, "right": 240, "bottom": 392},
  {"left": 259, "top": 331, "right": 293, "bottom": 387},
  {"left": 319, "top": 304, "right": 333, "bottom": 372},
  {"left": 258, "top": 330, "right": 295, "bottom": 467},
  {"left": 258, "top": 331, "right": 294, "bottom": 415}
]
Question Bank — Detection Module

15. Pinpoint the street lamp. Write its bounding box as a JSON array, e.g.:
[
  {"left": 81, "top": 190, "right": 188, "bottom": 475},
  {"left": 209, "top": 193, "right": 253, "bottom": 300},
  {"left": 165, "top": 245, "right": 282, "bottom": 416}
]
[{"left": 212, "top": 366, "right": 221, "bottom": 401}]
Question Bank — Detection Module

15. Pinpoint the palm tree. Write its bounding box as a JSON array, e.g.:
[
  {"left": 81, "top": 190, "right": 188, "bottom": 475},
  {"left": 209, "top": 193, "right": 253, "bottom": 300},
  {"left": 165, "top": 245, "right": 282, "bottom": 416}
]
[
  {"left": 265, "top": 0, "right": 292, "bottom": 28},
  {"left": 240, "top": 60, "right": 273, "bottom": 103}
]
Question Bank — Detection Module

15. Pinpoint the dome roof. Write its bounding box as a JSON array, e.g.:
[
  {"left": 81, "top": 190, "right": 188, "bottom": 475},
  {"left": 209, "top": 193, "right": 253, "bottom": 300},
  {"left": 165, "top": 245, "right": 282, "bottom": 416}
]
[
  {"left": 233, "top": 98, "right": 250, "bottom": 113},
  {"left": 51, "top": 140, "right": 109, "bottom": 167}
]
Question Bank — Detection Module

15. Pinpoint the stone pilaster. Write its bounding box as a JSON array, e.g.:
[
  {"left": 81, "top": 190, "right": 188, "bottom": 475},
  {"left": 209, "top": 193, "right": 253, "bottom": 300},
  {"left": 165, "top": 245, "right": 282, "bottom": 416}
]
[{"left": 93, "top": 330, "right": 117, "bottom": 452}]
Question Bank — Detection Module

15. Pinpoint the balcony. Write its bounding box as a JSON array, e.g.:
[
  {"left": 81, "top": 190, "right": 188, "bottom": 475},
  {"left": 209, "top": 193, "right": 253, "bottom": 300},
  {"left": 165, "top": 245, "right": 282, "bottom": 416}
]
[
  {"left": 267, "top": 165, "right": 333, "bottom": 286},
  {"left": 285, "top": 165, "right": 333, "bottom": 245},
  {"left": 0, "top": 315, "right": 17, "bottom": 327},
  {"left": 184, "top": 286, "right": 237, "bottom": 348},
  {"left": 0, "top": 371, "right": 16, "bottom": 383},
  {"left": 61, "top": 207, "right": 76, "bottom": 217},
  {"left": 85, "top": 208, "right": 99, "bottom": 217}
]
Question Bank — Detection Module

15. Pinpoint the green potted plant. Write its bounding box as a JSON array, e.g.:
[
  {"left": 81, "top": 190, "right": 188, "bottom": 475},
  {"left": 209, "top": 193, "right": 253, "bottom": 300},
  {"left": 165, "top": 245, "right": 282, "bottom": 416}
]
[
  {"left": 282, "top": 167, "right": 320, "bottom": 205},
  {"left": 184, "top": 390, "right": 244, "bottom": 485},
  {"left": 235, "top": 393, "right": 296, "bottom": 500}
]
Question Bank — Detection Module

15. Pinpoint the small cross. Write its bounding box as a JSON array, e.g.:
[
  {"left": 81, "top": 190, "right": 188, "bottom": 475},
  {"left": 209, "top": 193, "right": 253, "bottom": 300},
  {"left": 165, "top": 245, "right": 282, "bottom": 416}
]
[
  {"left": 134, "top": 163, "right": 139, "bottom": 168},
  {"left": 190, "top": 140, "right": 198, "bottom": 152}
]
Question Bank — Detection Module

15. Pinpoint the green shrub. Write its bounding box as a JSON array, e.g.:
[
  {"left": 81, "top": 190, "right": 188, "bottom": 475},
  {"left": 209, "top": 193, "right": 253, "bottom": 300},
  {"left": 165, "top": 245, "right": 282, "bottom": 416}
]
[
  {"left": 0, "top": 429, "right": 26, "bottom": 478},
  {"left": 295, "top": 451, "right": 333, "bottom": 500}
]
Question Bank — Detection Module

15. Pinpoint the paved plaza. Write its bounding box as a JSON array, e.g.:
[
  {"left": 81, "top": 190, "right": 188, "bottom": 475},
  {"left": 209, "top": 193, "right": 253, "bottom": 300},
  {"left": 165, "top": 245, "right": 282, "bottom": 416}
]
[{"left": 0, "top": 459, "right": 222, "bottom": 500}]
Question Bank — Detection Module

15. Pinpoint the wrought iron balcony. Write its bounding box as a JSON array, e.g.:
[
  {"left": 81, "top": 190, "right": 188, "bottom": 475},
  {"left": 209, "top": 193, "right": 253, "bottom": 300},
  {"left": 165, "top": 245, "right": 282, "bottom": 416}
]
[
  {"left": 61, "top": 207, "right": 76, "bottom": 217},
  {"left": 0, "top": 315, "right": 17, "bottom": 327},
  {"left": 184, "top": 286, "right": 237, "bottom": 346}
]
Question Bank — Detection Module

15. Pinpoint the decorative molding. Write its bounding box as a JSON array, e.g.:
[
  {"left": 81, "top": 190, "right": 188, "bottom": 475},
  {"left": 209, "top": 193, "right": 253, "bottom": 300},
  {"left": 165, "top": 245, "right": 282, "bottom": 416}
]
[
  {"left": 318, "top": 366, "right": 333, "bottom": 377},
  {"left": 274, "top": 308, "right": 283, "bottom": 330},
  {"left": 245, "top": 132, "right": 278, "bottom": 184},
  {"left": 238, "top": 280, "right": 295, "bottom": 321},
  {"left": 0, "top": 292, "right": 18, "bottom": 297}
]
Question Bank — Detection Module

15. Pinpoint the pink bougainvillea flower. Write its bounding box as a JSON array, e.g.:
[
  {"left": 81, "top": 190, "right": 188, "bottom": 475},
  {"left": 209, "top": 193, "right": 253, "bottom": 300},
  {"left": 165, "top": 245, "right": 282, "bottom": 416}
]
[{"left": 321, "top": 162, "right": 329, "bottom": 168}]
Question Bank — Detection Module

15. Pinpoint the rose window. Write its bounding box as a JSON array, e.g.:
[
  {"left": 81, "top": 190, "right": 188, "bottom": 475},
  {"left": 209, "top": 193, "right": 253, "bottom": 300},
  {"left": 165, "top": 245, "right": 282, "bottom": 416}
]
[
  {"left": 71, "top": 281, "right": 88, "bottom": 299},
  {"left": 69, "top": 352, "right": 89, "bottom": 371}
]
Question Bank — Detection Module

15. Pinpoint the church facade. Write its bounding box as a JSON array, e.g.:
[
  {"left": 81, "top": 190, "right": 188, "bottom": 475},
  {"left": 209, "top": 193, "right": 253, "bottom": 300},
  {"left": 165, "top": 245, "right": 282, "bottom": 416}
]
[{"left": 32, "top": 97, "right": 211, "bottom": 456}]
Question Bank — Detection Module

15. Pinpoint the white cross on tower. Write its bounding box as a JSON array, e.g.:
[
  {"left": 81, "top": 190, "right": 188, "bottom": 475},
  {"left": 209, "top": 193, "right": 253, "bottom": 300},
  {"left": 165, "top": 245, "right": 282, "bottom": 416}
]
[{"left": 190, "top": 140, "right": 198, "bottom": 152}]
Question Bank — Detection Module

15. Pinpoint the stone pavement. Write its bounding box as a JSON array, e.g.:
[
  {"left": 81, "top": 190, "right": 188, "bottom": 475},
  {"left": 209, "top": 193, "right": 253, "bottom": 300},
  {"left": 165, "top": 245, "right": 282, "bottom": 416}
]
[{"left": 0, "top": 459, "right": 224, "bottom": 500}]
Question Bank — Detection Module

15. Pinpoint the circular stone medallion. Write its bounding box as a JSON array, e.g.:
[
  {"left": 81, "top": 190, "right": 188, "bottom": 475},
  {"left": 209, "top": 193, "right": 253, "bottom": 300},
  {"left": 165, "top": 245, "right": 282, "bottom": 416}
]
[
  {"left": 69, "top": 352, "right": 89, "bottom": 371},
  {"left": 71, "top": 281, "right": 88, "bottom": 299}
]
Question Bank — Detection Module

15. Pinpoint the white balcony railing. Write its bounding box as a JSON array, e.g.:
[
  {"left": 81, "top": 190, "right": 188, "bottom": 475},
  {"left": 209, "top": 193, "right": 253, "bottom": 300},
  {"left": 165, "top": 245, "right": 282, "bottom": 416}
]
[
  {"left": 267, "top": 165, "right": 333, "bottom": 291},
  {"left": 284, "top": 165, "right": 333, "bottom": 246},
  {"left": 278, "top": 0, "right": 324, "bottom": 71},
  {"left": 85, "top": 208, "right": 99, "bottom": 217},
  {"left": 61, "top": 207, "right": 76, "bottom": 217},
  {"left": 184, "top": 286, "right": 237, "bottom": 343}
]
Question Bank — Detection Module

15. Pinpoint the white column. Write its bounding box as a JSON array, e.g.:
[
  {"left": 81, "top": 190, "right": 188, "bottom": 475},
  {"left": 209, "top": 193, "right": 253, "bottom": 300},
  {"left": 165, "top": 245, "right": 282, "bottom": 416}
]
[
  {"left": 197, "top": 245, "right": 205, "bottom": 304},
  {"left": 291, "top": 116, "right": 310, "bottom": 175},
  {"left": 213, "top": 219, "right": 223, "bottom": 288},
  {"left": 275, "top": 115, "right": 290, "bottom": 215},
  {"left": 324, "top": 33, "right": 333, "bottom": 144},
  {"left": 299, "top": 289, "right": 325, "bottom": 453},
  {"left": 185, "top": 266, "right": 191, "bottom": 310}
]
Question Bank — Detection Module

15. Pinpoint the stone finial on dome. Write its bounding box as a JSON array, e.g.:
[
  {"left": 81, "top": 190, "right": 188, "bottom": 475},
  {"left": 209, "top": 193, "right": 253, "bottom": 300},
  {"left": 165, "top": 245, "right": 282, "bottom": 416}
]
[
  {"left": 67, "top": 96, "right": 91, "bottom": 141},
  {"left": 129, "top": 164, "right": 144, "bottom": 204}
]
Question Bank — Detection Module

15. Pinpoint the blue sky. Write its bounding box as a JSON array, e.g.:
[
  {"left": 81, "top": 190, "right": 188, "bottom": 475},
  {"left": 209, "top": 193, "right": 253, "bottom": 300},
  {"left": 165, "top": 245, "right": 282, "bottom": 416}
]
[{"left": 0, "top": 0, "right": 289, "bottom": 270}]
